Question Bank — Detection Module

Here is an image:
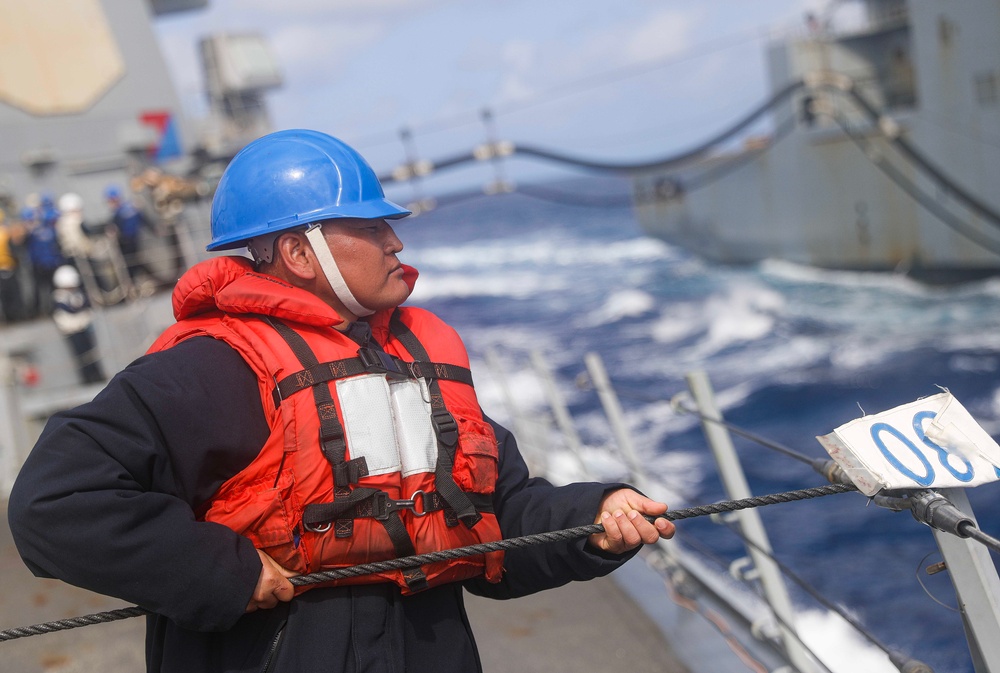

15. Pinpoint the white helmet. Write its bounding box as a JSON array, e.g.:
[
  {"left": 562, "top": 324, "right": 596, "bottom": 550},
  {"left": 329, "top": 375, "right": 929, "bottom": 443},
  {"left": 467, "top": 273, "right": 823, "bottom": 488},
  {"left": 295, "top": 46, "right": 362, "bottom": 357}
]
[
  {"left": 58, "top": 193, "right": 83, "bottom": 212},
  {"left": 53, "top": 265, "right": 81, "bottom": 289}
]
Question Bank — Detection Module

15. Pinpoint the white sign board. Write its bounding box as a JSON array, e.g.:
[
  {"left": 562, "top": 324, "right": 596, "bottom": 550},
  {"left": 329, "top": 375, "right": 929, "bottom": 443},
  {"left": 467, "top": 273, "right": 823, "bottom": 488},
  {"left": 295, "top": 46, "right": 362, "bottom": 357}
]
[{"left": 816, "top": 392, "right": 1000, "bottom": 496}]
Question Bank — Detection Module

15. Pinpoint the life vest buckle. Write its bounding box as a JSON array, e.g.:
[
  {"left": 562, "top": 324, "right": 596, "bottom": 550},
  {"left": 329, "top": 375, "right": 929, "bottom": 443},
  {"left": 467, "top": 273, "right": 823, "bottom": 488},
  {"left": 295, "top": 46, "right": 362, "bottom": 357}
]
[
  {"left": 358, "top": 347, "right": 408, "bottom": 378},
  {"left": 431, "top": 410, "right": 459, "bottom": 448},
  {"left": 374, "top": 490, "right": 428, "bottom": 520}
]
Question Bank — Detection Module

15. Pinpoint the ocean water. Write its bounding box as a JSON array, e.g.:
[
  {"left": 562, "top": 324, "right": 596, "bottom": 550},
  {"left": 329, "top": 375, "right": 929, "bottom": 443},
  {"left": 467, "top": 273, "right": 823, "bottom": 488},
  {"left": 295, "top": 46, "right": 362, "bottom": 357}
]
[{"left": 393, "top": 179, "right": 1000, "bottom": 673}]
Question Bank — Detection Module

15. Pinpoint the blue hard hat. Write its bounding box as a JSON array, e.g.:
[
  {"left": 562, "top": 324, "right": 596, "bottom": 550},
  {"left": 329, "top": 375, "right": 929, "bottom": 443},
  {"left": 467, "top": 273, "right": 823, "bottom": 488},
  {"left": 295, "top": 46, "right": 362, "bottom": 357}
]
[
  {"left": 19, "top": 207, "right": 35, "bottom": 221},
  {"left": 104, "top": 185, "right": 121, "bottom": 200},
  {"left": 208, "top": 129, "right": 410, "bottom": 252}
]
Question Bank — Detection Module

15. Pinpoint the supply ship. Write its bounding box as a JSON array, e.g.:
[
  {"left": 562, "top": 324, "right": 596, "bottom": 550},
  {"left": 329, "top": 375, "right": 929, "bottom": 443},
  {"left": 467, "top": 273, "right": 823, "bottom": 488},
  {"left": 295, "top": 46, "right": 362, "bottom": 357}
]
[{"left": 631, "top": 0, "right": 1000, "bottom": 283}]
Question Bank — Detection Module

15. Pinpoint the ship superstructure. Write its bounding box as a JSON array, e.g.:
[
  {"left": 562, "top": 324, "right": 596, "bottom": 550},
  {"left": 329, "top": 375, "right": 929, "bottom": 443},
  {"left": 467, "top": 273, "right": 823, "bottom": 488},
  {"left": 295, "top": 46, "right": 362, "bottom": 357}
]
[
  {"left": 632, "top": 0, "right": 1000, "bottom": 282},
  {"left": 0, "top": 0, "right": 280, "bottom": 224}
]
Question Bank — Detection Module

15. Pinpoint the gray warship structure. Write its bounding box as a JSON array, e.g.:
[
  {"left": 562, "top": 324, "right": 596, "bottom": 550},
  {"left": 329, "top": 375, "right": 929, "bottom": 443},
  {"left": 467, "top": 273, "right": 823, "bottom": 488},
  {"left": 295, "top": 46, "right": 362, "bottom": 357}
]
[
  {"left": 631, "top": 0, "right": 1000, "bottom": 283},
  {"left": 0, "top": 0, "right": 280, "bottom": 224}
]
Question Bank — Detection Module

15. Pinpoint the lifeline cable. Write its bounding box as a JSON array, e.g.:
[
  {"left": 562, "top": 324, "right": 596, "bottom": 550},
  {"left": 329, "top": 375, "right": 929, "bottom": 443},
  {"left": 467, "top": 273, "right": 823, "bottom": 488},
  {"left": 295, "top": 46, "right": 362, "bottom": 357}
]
[
  {"left": 669, "top": 397, "right": 818, "bottom": 467},
  {"left": 720, "top": 520, "right": 933, "bottom": 673},
  {"left": 0, "top": 483, "right": 855, "bottom": 643}
]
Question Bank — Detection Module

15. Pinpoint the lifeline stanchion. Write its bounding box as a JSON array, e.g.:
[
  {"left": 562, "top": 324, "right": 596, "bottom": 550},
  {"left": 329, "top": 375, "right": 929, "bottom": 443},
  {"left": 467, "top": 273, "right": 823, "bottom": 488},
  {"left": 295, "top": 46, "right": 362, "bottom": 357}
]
[{"left": 0, "top": 483, "right": 856, "bottom": 642}]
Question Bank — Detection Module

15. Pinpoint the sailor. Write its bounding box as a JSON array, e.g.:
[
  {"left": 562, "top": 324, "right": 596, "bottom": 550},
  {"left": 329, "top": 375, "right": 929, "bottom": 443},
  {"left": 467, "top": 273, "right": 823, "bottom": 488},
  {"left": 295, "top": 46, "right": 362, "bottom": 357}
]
[
  {"left": 51, "top": 264, "right": 105, "bottom": 385},
  {"left": 23, "top": 199, "right": 68, "bottom": 318},
  {"left": 104, "top": 184, "right": 169, "bottom": 294},
  {"left": 8, "top": 129, "right": 674, "bottom": 673},
  {"left": 0, "top": 208, "right": 26, "bottom": 323},
  {"left": 55, "top": 193, "right": 94, "bottom": 264}
]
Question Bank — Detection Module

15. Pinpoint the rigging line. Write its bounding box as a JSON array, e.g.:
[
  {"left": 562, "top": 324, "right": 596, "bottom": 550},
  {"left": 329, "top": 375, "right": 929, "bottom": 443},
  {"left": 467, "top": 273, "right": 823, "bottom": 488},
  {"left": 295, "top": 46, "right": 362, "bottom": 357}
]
[
  {"left": 611, "top": 388, "right": 844, "bottom": 485},
  {"left": 838, "top": 84, "right": 1000, "bottom": 231},
  {"left": 681, "top": 114, "right": 798, "bottom": 192},
  {"left": 830, "top": 111, "right": 1000, "bottom": 258},
  {"left": 720, "top": 520, "right": 931, "bottom": 673},
  {"left": 957, "top": 521, "right": 1000, "bottom": 555},
  {"left": 667, "top": 396, "right": 819, "bottom": 468},
  {"left": 0, "top": 483, "right": 856, "bottom": 643},
  {"left": 509, "top": 79, "right": 804, "bottom": 175},
  {"left": 376, "top": 79, "right": 805, "bottom": 185},
  {"left": 877, "top": 491, "right": 1000, "bottom": 555},
  {"left": 914, "top": 550, "right": 959, "bottom": 613},
  {"left": 356, "top": 24, "right": 774, "bottom": 149}
]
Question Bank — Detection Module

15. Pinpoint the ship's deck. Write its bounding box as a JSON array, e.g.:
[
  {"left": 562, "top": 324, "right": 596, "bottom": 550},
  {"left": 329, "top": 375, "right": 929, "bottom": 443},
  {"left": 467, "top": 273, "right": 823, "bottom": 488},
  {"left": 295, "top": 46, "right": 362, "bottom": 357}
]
[{"left": 0, "top": 502, "right": 687, "bottom": 673}]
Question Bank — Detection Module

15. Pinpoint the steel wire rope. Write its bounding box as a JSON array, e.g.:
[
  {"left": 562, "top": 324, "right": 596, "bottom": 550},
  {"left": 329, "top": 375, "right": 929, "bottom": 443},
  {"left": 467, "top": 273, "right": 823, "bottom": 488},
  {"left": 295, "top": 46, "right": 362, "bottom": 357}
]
[
  {"left": 611, "top": 383, "right": 900, "bottom": 660},
  {"left": 611, "top": 385, "right": 823, "bottom": 470},
  {"left": 955, "top": 521, "right": 1000, "bottom": 555},
  {"left": 0, "top": 483, "right": 855, "bottom": 643},
  {"left": 376, "top": 80, "right": 805, "bottom": 187},
  {"left": 512, "top": 80, "right": 803, "bottom": 176},
  {"left": 661, "top": 366, "right": 1000, "bottom": 554}
]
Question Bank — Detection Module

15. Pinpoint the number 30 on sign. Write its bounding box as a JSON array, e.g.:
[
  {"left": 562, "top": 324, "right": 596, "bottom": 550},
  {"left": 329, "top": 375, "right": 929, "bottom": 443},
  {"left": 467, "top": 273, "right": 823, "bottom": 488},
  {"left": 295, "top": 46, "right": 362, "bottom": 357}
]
[{"left": 816, "top": 392, "right": 1000, "bottom": 496}]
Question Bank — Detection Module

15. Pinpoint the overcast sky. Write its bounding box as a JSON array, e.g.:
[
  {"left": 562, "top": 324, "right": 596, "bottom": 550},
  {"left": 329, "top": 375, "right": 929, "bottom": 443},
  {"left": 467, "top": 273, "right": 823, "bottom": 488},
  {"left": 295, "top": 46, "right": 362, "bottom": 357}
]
[{"left": 153, "top": 0, "right": 841, "bottom": 182}]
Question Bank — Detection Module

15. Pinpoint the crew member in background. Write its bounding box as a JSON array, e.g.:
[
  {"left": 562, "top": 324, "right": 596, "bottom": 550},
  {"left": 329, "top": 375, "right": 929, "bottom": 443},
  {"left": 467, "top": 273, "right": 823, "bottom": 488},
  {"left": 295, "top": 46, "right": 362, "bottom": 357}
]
[
  {"left": 104, "top": 184, "right": 169, "bottom": 294},
  {"left": 8, "top": 129, "right": 675, "bottom": 673},
  {"left": 56, "top": 193, "right": 96, "bottom": 274},
  {"left": 51, "top": 264, "right": 104, "bottom": 385},
  {"left": 24, "top": 202, "right": 68, "bottom": 318},
  {"left": 0, "top": 209, "right": 26, "bottom": 323}
]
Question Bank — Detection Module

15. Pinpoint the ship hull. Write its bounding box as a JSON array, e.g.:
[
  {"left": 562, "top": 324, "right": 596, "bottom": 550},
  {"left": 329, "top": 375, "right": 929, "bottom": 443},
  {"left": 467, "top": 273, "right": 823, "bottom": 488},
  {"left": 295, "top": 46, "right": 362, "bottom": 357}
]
[{"left": 633, "top": 0, "right": 1000, "bottom": 283}]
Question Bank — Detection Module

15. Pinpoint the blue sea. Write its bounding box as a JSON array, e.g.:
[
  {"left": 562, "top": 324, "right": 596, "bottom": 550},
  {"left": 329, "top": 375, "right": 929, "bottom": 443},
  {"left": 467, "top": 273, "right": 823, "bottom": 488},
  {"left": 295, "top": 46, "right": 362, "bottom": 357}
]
[{"left": 393, "top": 178, "right": 1000, "bottom": 673}]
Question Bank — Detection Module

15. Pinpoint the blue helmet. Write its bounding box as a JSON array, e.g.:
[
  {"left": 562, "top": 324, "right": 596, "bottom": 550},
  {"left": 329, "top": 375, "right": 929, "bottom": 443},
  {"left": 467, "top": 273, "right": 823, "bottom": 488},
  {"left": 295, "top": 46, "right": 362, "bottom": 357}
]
[
  {"left": 207, "top": 129, "right": 410, "bottom": 252},
  {"left": 104, "top": 185, "right": 122, "bottom": 200}
]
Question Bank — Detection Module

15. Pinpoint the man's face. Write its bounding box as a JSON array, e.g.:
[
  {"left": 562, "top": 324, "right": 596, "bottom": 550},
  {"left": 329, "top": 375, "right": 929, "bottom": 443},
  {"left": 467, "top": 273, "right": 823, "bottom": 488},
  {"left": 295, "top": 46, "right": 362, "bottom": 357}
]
[{"left": 319, "top": 218, "right": 409, "bottom": 314}]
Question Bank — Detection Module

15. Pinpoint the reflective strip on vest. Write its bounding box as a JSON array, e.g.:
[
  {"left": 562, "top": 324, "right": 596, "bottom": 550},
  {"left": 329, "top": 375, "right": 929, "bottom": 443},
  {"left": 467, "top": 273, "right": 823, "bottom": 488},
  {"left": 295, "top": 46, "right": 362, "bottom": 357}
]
[{"left": 337, "top": 373, "right": 438, "bottom": 477}]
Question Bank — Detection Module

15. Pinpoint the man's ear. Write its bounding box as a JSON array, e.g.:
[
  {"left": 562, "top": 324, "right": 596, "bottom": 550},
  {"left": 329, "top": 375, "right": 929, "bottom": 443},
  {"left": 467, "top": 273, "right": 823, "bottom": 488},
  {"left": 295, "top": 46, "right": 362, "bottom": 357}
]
[{"left": 274, "top": 232, "right": 317, "bottom": 281}]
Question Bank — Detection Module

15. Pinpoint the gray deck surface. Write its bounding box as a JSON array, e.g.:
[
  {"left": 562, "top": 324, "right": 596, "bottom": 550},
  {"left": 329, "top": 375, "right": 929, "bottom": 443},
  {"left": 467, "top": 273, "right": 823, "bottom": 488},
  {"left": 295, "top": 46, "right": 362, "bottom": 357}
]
[
  {"left": 465, "top": 575, "right": 689, "bottom": 673},
  {"left": 0, "top": 503, "right": 686, "bottom": 672}
]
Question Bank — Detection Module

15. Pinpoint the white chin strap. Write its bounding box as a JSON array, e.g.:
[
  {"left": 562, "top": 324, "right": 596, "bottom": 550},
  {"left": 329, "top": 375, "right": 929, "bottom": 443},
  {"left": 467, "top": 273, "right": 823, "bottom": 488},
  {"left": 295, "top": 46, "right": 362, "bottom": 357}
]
[{"left": 305, "top": 223, "right": 375, "bottom": 318}]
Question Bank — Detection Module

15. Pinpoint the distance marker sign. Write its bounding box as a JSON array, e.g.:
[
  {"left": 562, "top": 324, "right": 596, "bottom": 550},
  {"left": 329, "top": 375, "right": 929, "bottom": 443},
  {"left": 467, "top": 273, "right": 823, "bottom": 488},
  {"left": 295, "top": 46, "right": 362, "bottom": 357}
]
[{"left": 816, "top": 392, "right": 1000, "bottom": 496}]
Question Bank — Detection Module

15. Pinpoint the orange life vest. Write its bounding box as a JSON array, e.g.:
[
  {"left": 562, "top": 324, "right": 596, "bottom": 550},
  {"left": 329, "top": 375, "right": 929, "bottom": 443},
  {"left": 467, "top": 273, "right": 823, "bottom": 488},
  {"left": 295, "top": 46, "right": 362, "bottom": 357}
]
[{"left": 148, "top": 256, "right": 503, "bottom": 594}]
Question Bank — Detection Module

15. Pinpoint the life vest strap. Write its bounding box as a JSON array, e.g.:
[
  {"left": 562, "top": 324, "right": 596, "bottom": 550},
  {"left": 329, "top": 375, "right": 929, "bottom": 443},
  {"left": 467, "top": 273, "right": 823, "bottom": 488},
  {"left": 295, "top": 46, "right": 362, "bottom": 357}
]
[
  {"left": 389, "top": 310, "right": 483, "bottom": 529},
  {"left": 332, "top": 457, "right": 369, "bottom": 488},
  {"left": 303, "top": 488, "right": 470, "bottom": 527},
  {"left": 263, "top": 316, "right": 356, "bottom": 536},
  {"left": 270, "top": 351, "right": 474, "bottom": 407}
]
